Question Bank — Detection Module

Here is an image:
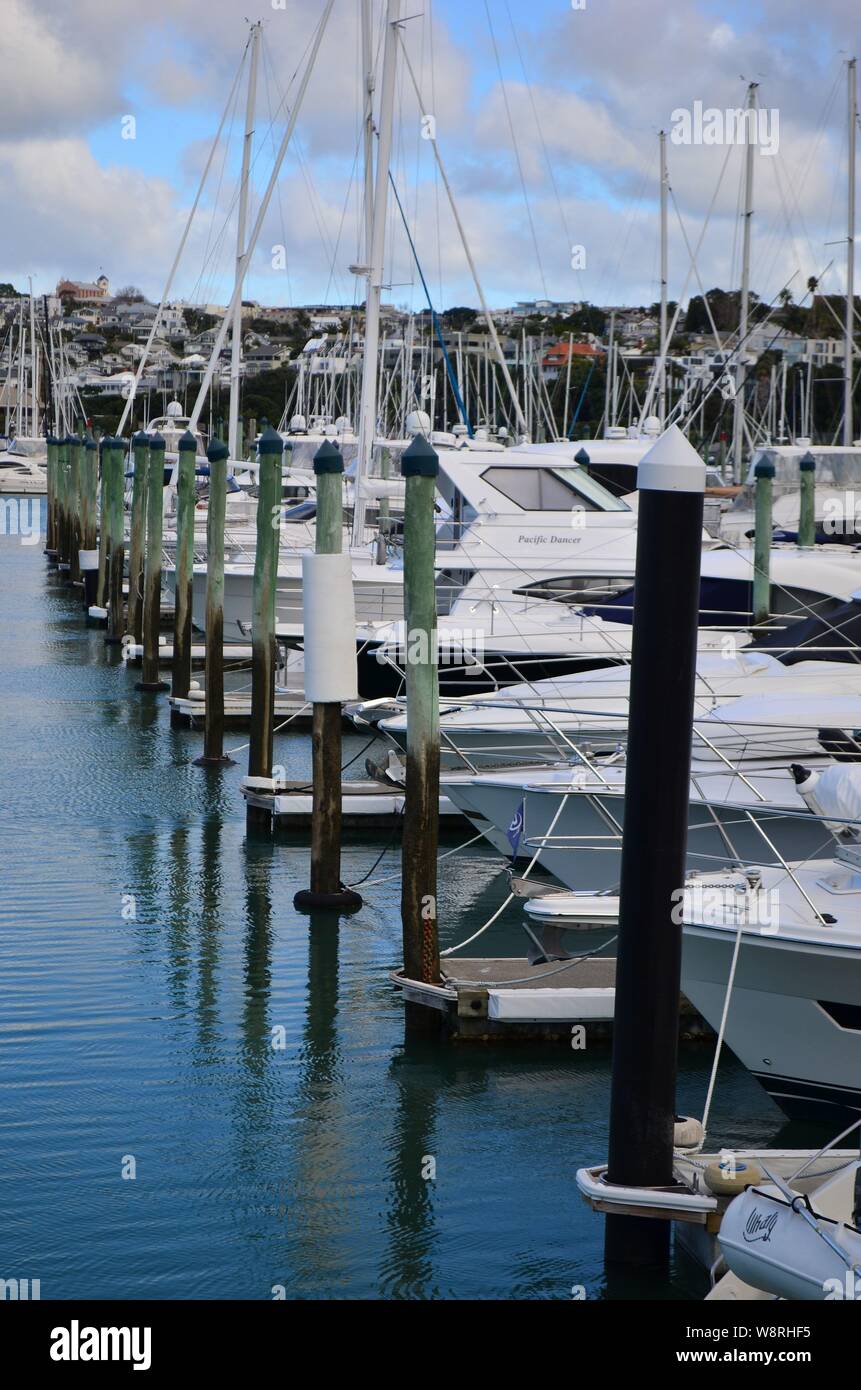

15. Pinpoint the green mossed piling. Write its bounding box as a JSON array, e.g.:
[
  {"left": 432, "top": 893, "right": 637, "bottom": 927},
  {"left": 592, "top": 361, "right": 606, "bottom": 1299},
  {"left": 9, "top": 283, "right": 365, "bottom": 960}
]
[
  {"left": 399, "top": 434, "right": 441, "bottom": 1030},
  {"left": 104, "top": 436, "right": 126, "bottom": 644},
  {"left": 94, "top": 437, "right": 110, "bottom": 614},
  {"left": 56, "top": 436, "right": 70, "bottom": 570},
  {"left": 170, "top": 431, "right": 198, "bottom": 725},
  {"left": 45, "top": 437, "right": 58, "bottom": 557},
  {"left": 79, "top": 434, "right": 100, "bottom": 610},
  {"left": 136, "top": 432, "right": 168, "bottom": 692},
  {"left": 246, "top": 424, "right": 283, "bottom": 829},
  {"left": 195, "top": 437, "right": 234, "bottom": 766},
  {"left": 67, "top": 433, "right": 83, "bottom": 585},
  {"left": 798, "top": 450, "right": 816, "bottom": 548},
  {"left": 126, "top": 432, "right": 149, "bottom": 644},
  {"left": 752, "top": 453, "right": 775, "bottom": 627}
]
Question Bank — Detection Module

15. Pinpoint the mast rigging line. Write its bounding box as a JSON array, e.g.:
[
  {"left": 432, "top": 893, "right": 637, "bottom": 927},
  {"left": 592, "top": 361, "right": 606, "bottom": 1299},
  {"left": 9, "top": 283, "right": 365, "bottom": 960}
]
[
  {"left": 188, "top": 0, "right": 337, "bottom": 435},
  {"left": 397, "top": 31, "right": 528, "bottom": 435}
]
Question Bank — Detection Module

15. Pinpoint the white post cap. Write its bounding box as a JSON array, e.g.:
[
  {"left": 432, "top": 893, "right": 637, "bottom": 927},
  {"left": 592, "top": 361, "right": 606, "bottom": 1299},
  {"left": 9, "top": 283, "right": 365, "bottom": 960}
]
[{"left": 637, "top": 423, "right": 706, "bottom": 494}]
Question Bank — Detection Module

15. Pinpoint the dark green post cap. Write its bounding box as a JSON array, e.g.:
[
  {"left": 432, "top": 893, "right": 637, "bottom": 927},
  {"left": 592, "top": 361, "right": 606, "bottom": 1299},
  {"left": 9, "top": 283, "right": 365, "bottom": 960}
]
[
  {"left": 800, "top": 451, "right": 816, "bottom": 473},
  {"left": 46, "top": 435, "right": 59, "bottom": 447},
  {"left": 85, "top": 435, "right": 97, "bottom": 451},
  {"left": 178, "top": 430, "right": 197, "bottom": 452},
  {"left": 132, "top": 430, "right": 150, "bottom": 448},
  {"left": 401, "top": 433, "right": 439, "bottom": 478},
  {"left": 207, "top": 438, "right": 229, "bottom": 463},
  {"left": 66, "top": 433, "right": 81, "bottom": 447},
  {"left": 754, "top": 457, "right": 775, "bottom": 479},
  {"left": 258, "top": 424, "right": 284, "bottom": 456},
  {"left": 574, "top": 447, "right": 591, "bottom": 466},
  {"left": 149, "top": 432, "right": 166, "bottom": 453},
  {"left": 313, "top": 439, "right": 343, "bottom": 473}
]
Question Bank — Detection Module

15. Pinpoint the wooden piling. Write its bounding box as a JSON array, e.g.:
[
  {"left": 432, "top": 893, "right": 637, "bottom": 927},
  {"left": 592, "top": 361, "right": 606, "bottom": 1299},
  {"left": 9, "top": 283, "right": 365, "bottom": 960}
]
[
  {"left": 67, "top": 433, "right": 82, "bottom": 585},
  {"left": 56, "top": 436, "right": 70, "bottom": 569},
  {"left": 170, "top": 431, "right": 198, "bottom": 725},
  {"left": 399, "top": 433, "right": 441, "bottom": 1030},
  {"left": 246, "top": 424, "right": 283, "bottom": 828},
  {"left": 136, "top": 432, "right": 168, "bottom": 692},
  {"left": 293, "top": 439, "right": 361, "bottom": 909},
  {"left": 105, "top": 436, "right": 126, "bottom": 644},
  {"left": 44, "top": 437, "right": 58, "bottom": 557},
  {"left": 194, "top": 437, "right": 234, "bottom": 765},
  {"left": 94, "top": 437, "right": 110, "bottom": 612},
  {"left": 126, "top": 432, "right": 149, "bottom": 644},
  {"left": 752, "top": 453, "right": 774, "bottom": 626},
  {"left": 79, "top": 434, "right": 100, "bottom": 610},
  {"left": 604, "top": 426, "right": 705, "bottom": 1269},
  {"left": 798, "top": 449, "right": 816, "bottom": 548}
]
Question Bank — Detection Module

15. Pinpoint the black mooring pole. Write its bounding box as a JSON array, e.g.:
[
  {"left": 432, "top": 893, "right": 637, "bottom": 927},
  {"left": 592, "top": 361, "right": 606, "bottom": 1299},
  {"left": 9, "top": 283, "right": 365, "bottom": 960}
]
[{"left": 604, "top": 424, "right": 705, "bottom": 1268}]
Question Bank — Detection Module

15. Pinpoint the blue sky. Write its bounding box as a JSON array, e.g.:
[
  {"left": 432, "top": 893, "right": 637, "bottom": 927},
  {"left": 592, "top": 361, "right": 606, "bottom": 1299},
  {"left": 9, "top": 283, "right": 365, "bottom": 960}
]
[{"left": 3, "top": 0, "right": 860, "bottom": 313}]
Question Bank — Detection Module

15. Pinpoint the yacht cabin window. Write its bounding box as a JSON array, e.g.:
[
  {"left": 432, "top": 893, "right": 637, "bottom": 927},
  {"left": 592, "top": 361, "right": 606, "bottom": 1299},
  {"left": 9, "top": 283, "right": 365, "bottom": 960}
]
[{"left": 479, "top": 466, "right": 630, "bottom": 513}]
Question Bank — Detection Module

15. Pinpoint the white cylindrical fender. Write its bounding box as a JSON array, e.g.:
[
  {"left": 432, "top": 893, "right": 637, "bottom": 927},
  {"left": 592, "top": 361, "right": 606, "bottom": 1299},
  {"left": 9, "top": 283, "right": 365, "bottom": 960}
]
[{"left": 301, "top": 551, "right": 358, "bottom": 703}]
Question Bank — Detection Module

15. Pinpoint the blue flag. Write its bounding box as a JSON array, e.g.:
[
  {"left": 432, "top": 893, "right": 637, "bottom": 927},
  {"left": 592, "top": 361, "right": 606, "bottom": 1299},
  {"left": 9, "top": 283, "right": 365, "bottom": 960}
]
[{"left": 507, "top": 798, "right": 525, "bottom": 856}]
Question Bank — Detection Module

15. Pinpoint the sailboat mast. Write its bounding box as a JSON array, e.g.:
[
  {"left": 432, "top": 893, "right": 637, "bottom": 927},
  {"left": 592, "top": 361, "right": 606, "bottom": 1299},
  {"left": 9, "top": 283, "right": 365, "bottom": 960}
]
[
  {"left": 28, "top": 277, "right": 37, "bottom": 436},
  {"left": 845, "top": 57, "right": 857, "bottom": 446},
  {"left": 659, "top": 131, "right": 668, "bottom": 426},
  {"left": 353, "top": 0, "right": 401, "bottom": 549},
  {"left": 361, "top": 0, "right": 375, "bottom": 267},
  {"left": 229, "top": 20, "right": 261, "bottom": 460},
  {"left": 733, "top": 82, "right": 757, "bottom": 480}
]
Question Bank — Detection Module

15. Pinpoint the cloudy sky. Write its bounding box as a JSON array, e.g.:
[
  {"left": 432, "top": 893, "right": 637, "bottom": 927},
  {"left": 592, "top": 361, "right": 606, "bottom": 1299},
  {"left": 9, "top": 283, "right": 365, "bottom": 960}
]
[{"left": 4, "top": 0, "right": 859, "bottom": 314}]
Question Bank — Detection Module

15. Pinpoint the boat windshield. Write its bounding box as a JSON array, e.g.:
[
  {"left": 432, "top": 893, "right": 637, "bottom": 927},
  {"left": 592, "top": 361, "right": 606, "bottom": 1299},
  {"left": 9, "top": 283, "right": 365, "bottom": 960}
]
[{"left": 479, "top": 465, "right": 630, "bottom": 512}]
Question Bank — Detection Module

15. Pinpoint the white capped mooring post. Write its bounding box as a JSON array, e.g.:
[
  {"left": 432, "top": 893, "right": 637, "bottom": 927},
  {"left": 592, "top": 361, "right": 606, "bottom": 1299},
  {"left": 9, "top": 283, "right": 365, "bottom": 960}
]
[
  {"left": 294, "top": 439, "right": 362, "bottom": 911},
  {"left": 605, "top": 424, "right": 704, "bottom": 1268}
]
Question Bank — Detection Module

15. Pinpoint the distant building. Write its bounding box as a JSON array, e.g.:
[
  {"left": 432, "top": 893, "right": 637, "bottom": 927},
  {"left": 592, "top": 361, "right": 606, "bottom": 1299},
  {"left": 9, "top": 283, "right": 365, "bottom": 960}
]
[
  {"left": 541, "top": 340, "right": 604, "bottom": 379},
  {"left": 57, "top": 274, "right": 110, "bottom": 303}
]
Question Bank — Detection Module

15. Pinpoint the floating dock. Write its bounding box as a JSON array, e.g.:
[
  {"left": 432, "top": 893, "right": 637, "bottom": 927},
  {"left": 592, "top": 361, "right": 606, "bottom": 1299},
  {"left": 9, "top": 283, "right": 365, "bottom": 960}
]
[
  {"left": 168, "top": 688, "right": 314, "bottom": 728},
  {"left": 241, "top": 776, "right": 471, "bottom": 829},
  {"left": 123, "top": 641, "right": 254, "bottom": 669},
  {"left": 394, "top": 956, "right": 710, "bottom": 1041}
]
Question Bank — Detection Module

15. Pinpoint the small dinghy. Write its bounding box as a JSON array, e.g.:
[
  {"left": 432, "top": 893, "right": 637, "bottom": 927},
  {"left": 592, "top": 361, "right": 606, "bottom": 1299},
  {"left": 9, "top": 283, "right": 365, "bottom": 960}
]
[{"left": 719, "top": 1160, "right": 861, "bottom": 1300}]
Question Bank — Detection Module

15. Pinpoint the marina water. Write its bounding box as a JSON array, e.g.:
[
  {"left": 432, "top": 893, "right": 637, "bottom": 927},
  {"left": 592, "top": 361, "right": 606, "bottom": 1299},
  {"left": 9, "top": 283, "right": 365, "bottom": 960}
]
[{"left": 0, "top": 509, "right": 813, "bottom": 1300}]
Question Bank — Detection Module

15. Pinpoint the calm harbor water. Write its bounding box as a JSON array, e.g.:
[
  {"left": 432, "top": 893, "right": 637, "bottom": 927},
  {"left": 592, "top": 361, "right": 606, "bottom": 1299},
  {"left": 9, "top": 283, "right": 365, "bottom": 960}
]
[{"left": 0, "top": 507, "right": 814, "bottom": 1300}]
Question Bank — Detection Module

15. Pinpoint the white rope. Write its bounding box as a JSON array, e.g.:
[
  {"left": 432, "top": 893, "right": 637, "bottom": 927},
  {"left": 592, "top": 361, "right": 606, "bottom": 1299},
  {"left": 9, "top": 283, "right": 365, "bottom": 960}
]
[{"left": 698, "top": 915, "right": 745, "bottom": 1143}]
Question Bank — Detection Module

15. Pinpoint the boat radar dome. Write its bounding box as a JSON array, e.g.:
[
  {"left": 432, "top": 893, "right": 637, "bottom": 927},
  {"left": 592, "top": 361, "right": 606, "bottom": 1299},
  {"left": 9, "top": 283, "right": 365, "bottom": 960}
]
[
  {"left": 643, "top": 415, "right": 662, "bottom": 437},
  {"left": 451, "top": 423, "right": 469, "bottom": 438},
  {"left": 166, "top": 400, "right": 184, "bottom": 419},
  {"left": 405, "top": 410, "right": 431, "bottom": 436},
  {"left": 334, "top": 416, "right": 351, "bottom": 432},
  {"left": 474, "top": 426, "right": 489, "bottom": 441},
  {"left": 289, "top": 414, "right": 307, "bottom": 434}
]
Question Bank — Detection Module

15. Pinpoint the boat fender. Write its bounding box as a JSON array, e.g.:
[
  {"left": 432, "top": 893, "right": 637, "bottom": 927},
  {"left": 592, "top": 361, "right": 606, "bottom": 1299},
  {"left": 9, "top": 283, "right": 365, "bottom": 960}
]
[
  {"left": 674, "top": 1115, "right": 705, "bottom": 1150},
  {"left": 704, "top": 1159, "right": 764, "bottom": 1196}
]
